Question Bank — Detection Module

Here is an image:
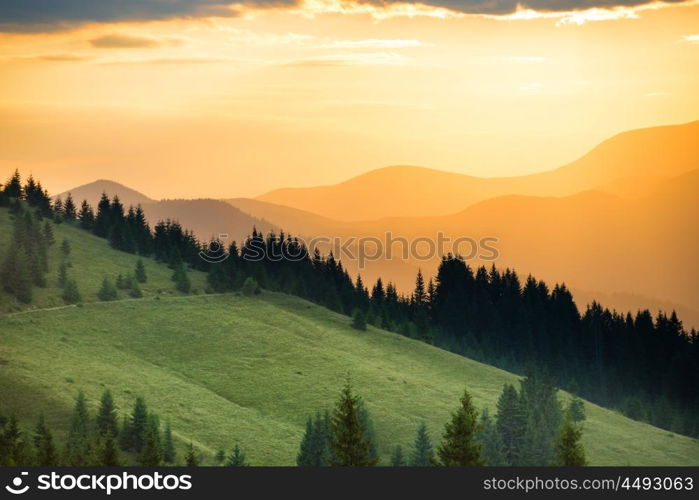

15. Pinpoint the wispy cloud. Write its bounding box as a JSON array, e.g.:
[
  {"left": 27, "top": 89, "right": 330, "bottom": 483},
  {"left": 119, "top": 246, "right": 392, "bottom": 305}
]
[
  {"left": 319, "top": 39, "right": 427, "bottom": 49},
  {"left": 283, "top": 52, "right": 413, "bottom": 67},
  {"left": 90, "top": 34, "right": 162, "bottom": 49},
  {"left": 681, "top": 34, "right": 699, "bottom": 43},
  {"left": 508, "top": 56, "right": 547, "bottom": 63}
]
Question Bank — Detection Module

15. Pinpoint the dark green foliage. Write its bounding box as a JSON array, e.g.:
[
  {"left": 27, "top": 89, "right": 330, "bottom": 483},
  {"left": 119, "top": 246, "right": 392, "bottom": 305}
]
[
  {"left": 0, "top": 414, "right": 33, "bottom": 466},
  {"left": 226, "top": 444, "right": 249, "bottom": 466},
  {"left": 163, "top": 422, "right": 176, "bottom": 464},
  {"left": 436, "top": 389, "right": 485, "bottom": 466},
  {"left": 478, "top": 408, "right": 507, "bottom": 466},
  {"left": 64, "top": 391, "right": 91, "bottom": 466},
  {"left": 622, "top": 396, "right": 649, "bottom": 422},
  {"left": 128, "top": 280, "right": 143, "bottom": 298},
  {"left": 410, "top": 422, "right": 435, "bottom": 466},
  {"left": 97, "top": 277, "right": 118, "bottom": 301},
  {"left": 78, "top": 200, "right": 95, "bottom": 230},
  {"left": 172, "top": 263, "right": 191, "bottom": 294},
  {"left": 496, "top": 384, "right": 526, "bottom": 465},
  {"left": 297, "top": 411, "right": 332, "bottom": 466},
  {"left": 241, "top": 276, "right": 260, "bottom": 296},
  {"left": 34, "top": 415, "right": 58, "bottom": 466},
  {"left": 138, "top": 415, "right": 162, "bottom": 466},
  {"left": 390, "top": 445, "right": 406, "bottom": 466},
  {"left": 135, "top": 259, "right": 147, "bottom": 283},
  {"left": 57, "top": 261, "right": 68, "bottom": 288},
  {"left": 1, "top": 245, "right": 33, "bottom": 303},
  {"left": 62, "top": 278, "right": 81, "bottom": 304},
  {"left": 555, "top": 413, "right": 587, "bottom": 466},
  {"left": 63, "top": 193, "right": 77, "bottom": 221},
  {"left": 519, "top": 370, "right": 563, "bottom": 466},
  {"left": 185, "top": 443, "right": 199, "bottom": 466},
  {"left": 568, "top": 396, "right": 586, "bottom": 423},
  {"left": 96, "top": 390, "right": 119, "bottom": 437},
  {"left": 98, "top": 434, "right": 121, "bottom": 466},
  {"left": 124, "top": 397, "right": 149, "bottom": 453},
  {"left": 215, "top": 449, "right": 226, "bottom": 464},
  {"left": 351, "top": 309, "right": 367, "bottom": 331},
  {"left": 43, "top": 220, "right": 55, "bottom": 246},
  {"left": 61, "top": 238, "right": 71, "bottom": 257},
  {"left": 330, "top": 379, "right": 377, "bottom": 466}
]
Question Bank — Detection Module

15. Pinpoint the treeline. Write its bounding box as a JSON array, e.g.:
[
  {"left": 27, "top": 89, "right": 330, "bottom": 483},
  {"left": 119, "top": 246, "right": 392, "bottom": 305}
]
[
  {"left": 297, "top": 371, "right": 586, "bottom": 466},
  {"left": 0, "top": 391, "right": 247, "bottom": 467},
  {"left": 2, "top": 170, "right": 697, "bottom": 437},
  {"left": 1, "top": 373, "right": 585, "bottom": 467}
]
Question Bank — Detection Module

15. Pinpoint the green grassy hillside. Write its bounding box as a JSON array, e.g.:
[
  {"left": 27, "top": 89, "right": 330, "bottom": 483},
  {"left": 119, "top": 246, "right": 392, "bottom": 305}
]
[
  {"left": 0, "top": 208, "right": 207, "bottom": 313},
  {"left": 0, "top": 208, "right": 697, "bottom": 465}
]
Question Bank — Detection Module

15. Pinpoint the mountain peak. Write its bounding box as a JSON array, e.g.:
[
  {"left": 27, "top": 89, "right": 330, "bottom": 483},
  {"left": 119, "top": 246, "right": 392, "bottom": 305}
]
[{"left": 56, "top": 179, "right": 155, "bottom": 207}]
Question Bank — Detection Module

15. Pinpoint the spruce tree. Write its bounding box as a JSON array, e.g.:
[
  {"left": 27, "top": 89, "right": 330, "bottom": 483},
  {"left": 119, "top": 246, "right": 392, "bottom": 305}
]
[
  {"left": 172, "top": 263, "right": 191, "bottom": 294},
  {"left": 61, "top": 238, "right": 71, "bottom": 257},
  {"left": 555, "top": 413, "right": 587, "bottom": 466},
  {"left": 96, "top": 390, "right": 118, "bottom": 437},
  {"left": 63, "top": 193, "right": 77, "bottom": 221},
  {"left": 64, "top": 391, "right": 91, "bottom": 466},
  {"left": 436, "top": 389, "right": 485, "bottom": 466},
  {"left": 478, "top": 408, "right": 507, "bottom": 466},
  {"left": 496, "top": 384, "right": 526, "bottom": 466},
  {"left": 62, "top": 279, "right": 81, "bottom": 304},
  {"left": 390, "top": 445, "right": 406, "bottom": 466},
  {"left": 43, "top": 220, "right": 55, "bottom": 246},
  {"left": 163, "top": 422, "right": 176, "bottom": 464},
  {"left": 34, "top": 416, "right": 58, "bottom": 466},
  {"left": 78, "top": 200, "right": 95, "bottom": 230},
  {"left": 226, "top": 444, "right": 249, "bottom": 466},
  {"left": 1, "top": 246, "right": 33, "bottom": 303},
  {"left": 330, "top": 379, "right": 377, "bottom": 466},
  {"left": 351, "top": 309, "right": 367, "bottom": 331},
  {"left": 57, "top": 261, "right": 68, "bottom": 288},
  {"left": 97, "top": 277, "right": 118, "bottom": 301},
  {"left": 185, "top": 443, "right": 199, "bottom": 466},
  {"left": 139, "top": 416, "right": 163, "bottom": 466},
  {"left": 410, "top": 422, "right": 435, "bottom": 466},
  {"left": 127, "top": 397, "right": 149, "bottom": 453},
  {"left": 99, "top": 434, "right": 121, "bottom": 466},
  {"left": 135, "top": 259, "right": 147, "bottom": 283}
]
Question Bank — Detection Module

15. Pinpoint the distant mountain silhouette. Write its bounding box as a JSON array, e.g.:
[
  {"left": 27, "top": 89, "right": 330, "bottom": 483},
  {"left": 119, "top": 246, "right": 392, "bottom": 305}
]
[
  {"left": 256, "top": 121, "right": 699, "bottom": 221},
  {"left": 59, "top": 180, "right": 275, "bottom": 243},
  {"left": 56, "top": 179, "right": 155, "bottom": 207}
]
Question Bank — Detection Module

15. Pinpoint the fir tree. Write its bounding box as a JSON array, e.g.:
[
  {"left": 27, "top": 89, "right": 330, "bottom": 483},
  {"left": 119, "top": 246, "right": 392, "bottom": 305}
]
[
  {"left": 135, "top": 259, "right": 147, "bottom": 283},
  {"left": 351, "top": 309, "right": 367, "bottom": 331},
  {"left": 478, "top": 408, "right": 507, "bottom": 466},
  {"left": 62, "top": 279, "right": 81, "bottom": 304},
  {"left": 96, "top": 390, "right": 119, "bottom": 437},
  {"left": 98, "top": 434, "right": 121, "bottom": 466},
  {"left": 390, "top": 445, "right": 406, "bottom": 466},
  {"left": 226, "top": 444, "right": 249, "bottom": 466},
  {"left": 410, "top": 422, "right": 435, "bottom": 466},
  {"left": 63, "top": 193, "right": 77, "bottom": 221},
  {"left": 43, "top": 221, "right": 55, "bottom": 246},
  {"left": 78, "top": 200, "right": 95, "bottom": 230},
  {"left": 34, "top": 415, "right": 58, "bottom": 466},
  {"left": 139, "top": 416, "right": 162, "bottom": 466},
  {"left": 127, "top": 397, "right": 149, "bottom": 453},
  {"left": 1, "top": 245, "right": 33, "bottom": 303},
  {"left": 330, "top": 378, "right": 377, "bottom": 466},
  {"left": 61, "top": 238, "right": 71, "bottom": 257},
  {"left": 241, "top": 276, "right": 260, "bottom": 296},
  {"left": 185, "top": 443, "right": 199, "bottom": 466},
  {"left": 97, "top": 277, "right": 118, "bottom": 301},
  {"left": 496, "top": 384, "right": 526, "bottom": 466},
  {"left": 57, "top": 261, "right": 68, "bottom": 288},
  {"left": 172, "top": 263, "right": 191, "bottom": 294},
  {"left": 555, "top": 413, "right": 587, "bottom": 466},
  {"left": 436, "top": 389, "right": 485, "bottom": 466},
  {"left": 64, "top": 391, "right": 91, "bottom": 466},
  {"left": 163, "top": 422, "right": 176, "bottom": 464}
]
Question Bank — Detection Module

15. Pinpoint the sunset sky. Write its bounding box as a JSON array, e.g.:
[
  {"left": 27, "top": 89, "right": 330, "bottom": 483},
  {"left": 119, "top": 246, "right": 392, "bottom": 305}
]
[{"left": 1, "top": 0, "right": 698, "bottom": 198}]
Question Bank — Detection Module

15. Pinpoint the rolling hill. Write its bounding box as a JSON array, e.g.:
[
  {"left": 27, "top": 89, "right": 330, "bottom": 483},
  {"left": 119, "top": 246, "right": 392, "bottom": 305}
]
[
  {"left": 57, "top": 180, "right": 277, "bottom": 244},
  {"left": 256, "top": 121, "right": 699, "bottom": 221},
  {"left": 0, "top": 205, "right": 698, "bottom": 466}
]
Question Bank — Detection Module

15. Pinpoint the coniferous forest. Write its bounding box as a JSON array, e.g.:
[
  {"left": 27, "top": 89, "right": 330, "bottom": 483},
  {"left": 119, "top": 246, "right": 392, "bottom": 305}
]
[{"left": 1, "top": 169, "right": 698, "bottom": 462}]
